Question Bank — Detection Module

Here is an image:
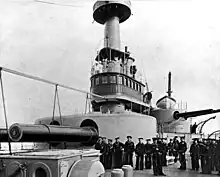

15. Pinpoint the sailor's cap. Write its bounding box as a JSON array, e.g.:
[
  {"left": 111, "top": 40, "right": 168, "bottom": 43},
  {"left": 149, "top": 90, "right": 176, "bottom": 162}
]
[
  {"left": 138, "top": 137, "right": 143, "bottom": 140},
  {"left": 115, "top": 137, "right": 120, "bottom": 140},
  {"left": 127, "top": 135, "right": 132, "bottom": 139}
]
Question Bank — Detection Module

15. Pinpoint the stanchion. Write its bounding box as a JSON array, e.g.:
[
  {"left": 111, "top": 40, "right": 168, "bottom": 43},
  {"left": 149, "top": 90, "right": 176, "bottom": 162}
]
[
  {"left": 122, "top": 165, "right": 133, "bottom": 177},
  {"left": 111, "top": 168, "right": 124, "bottom": 177}
]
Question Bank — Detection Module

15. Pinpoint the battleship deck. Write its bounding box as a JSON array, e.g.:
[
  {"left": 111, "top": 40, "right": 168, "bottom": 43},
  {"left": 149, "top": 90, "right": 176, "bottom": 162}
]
[
  {"left": 104, "top": 155, "right": 220, "bottom": 177},
  {"left": 105, "top": 164, "right": 220, "bottom": 177}
]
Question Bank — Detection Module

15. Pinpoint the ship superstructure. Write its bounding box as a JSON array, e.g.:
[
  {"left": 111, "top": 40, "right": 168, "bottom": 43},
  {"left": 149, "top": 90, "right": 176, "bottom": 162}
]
[
  {"left": 90, "top": 0, "right": 152, "bottom": 114},
  {"left": 33, "top": 0, "right": 157, "bottom": 142}
]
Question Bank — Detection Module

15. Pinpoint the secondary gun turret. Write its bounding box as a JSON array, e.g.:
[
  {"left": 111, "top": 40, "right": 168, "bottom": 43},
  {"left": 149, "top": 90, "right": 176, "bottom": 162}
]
[{"left": 173, "top": 108, "right": 220, "bottom": 120}]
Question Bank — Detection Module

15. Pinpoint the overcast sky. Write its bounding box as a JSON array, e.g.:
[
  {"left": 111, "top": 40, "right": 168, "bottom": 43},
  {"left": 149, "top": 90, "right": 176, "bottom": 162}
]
[{"left": 0, "top": 0, "right": 220, "bottom": 134}]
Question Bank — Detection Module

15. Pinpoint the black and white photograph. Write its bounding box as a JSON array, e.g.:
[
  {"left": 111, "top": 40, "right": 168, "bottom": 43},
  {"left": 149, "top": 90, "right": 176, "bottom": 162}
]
[{"left": 0, "top": 0, "right": 220, "bottom": 176}]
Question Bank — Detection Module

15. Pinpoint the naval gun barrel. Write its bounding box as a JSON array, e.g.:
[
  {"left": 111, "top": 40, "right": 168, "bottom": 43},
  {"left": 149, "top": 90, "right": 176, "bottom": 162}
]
[
  {"left": 173, "top": 108, "right": 220, "bottom": 120},
  {"left": 8, "top": 123, "right": 98, "bottom": 145}
]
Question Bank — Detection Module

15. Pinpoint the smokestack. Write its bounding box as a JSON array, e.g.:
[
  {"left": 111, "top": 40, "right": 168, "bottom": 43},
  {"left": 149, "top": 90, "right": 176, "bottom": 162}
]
[{"left": 167, "top": 71, "right": 172, "bottom": 97}]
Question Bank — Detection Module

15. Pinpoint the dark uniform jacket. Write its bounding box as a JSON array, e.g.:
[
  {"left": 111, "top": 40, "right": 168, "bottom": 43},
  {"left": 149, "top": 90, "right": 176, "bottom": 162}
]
[
  {"left": 145, "top": 143, "right": 152, "bottom": 155},
  {"left": 95, "top": 143, "right": 103, "bottom": 151},
  {"left": 107, "top": 143, "right": 113, "bottom": 154},
  {"left": 215, "top": 141, "right": 220, "bottom": 157},
  {"left": 124, "top": 140, "right": 135, "bottom": 153},
  {"left": 190, "top": 143, "right": 200, "bottom": 156},
  {"left": 113, "top": 142, "right": 124, "bottom": 152},
  {"left": 173, "top": 140, "right": 179, "bottom": 151},
  {"left": 135, "top": 143, "right": 145, "bottom": 155},
  {"left": 199, "top": 143, "right": 208, "bottom": 156},
  {"left": 168, "top": 142, "right": 174, "bottom": 151},
  {"left": 178, "top": 141, "right": 187, "bottom": 153},
  {"left": 100, "top": 142, "right": 108, "bottom": 154}
]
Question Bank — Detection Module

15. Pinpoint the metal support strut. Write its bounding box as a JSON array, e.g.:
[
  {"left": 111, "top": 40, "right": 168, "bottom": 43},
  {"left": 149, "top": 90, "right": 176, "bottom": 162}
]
[
  {"left": 52, "top": 84, "right": 62, "bottom": 125},
  {"left": 0, "top": 68, "right": 12, "bottom": 155}
]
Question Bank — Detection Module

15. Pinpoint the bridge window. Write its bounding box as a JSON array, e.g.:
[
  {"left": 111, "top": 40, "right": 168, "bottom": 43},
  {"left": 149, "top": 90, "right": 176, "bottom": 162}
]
[
  {"left": 133, "top": 81, "right": 135, "bottom": 89},
  {"left": 109, "top": 76, "right": 116, "bottom": 83},
  {"left": 125, "top": 78, "right": 129, "bottom": 86},
  {"left": 95, "top": 77, "right": 99, "bottom": 85},
  {"left": 129, "top": 80, "right": 132, "bottom": 88},
  {"left": 136, "top": 83, "right": 138, "bottom": 91},
  {"left": 138, "top": 84, "right": 140, "bottom": 92},
  {"left": 102, "top": 76, "right": 108, "bottom": 84},
  {"left": 118, "top": 76, "right": 123, "bottom": 84},
  {"left": 91, "top": 78, "right": 95, "bottom": 86}
]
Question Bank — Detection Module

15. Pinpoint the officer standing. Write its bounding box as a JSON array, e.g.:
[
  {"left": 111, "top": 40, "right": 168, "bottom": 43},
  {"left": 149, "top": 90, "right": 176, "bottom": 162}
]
[
  {"left": 189, "top": 138, "right": 200, "bottom": 171},
  {"left": 135, "top": 137, "right": 145, "bottom": 170},
  {"left": 152, "top": 138, "right": 166, "bottom": 176},
  {"left": 173, "top": 136, "right": 179, "bottom": 163},
  {"left": 124, "top": 135, "right": 135, "bottom": 167},
  {"left": 113, "top": 137, "right": 124, "bottom": 168},
  {"left": 145, "top": 139, "right": 152, "bottom": 169},
  {"left": 161, "top": 138, "right": 168, "bottom": 166},
  {"left": 178, "top": 136, "right": 187, "bottom": 170},
  {"left": 95, "top": 137, "right": 103, "bottom": 164},
  {"left": 95, "top": 137, "right": 103, "bottom": 150},
  {"left": 100, "top": 137, "right": 108, "bottom": 168},
  {"left": 106, "top": 139, "right": 113, "bottom": 169},
  {"left": 199, "top": 139, "right": 209, "bottom": 174},
  {"left": 168, "top": 139, "right": 174, "bottom": 156}
]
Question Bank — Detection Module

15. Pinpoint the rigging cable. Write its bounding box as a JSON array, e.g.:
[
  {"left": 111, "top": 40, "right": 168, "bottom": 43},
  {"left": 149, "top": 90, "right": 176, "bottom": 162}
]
[
  {"left": 0, "top": 68, "right": 12, "bottom": 155},
  {"left": 1, "top": 67, "right": 105, "bottom": 99}
]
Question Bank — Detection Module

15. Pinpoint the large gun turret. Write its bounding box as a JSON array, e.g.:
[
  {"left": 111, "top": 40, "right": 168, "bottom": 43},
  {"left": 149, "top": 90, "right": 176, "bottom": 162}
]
[
  {"left": 173, "top": 108, "right": 220, "bottom": 120},
  {"left": 8, "top": 123, "right": 98, "bottom": 146}
]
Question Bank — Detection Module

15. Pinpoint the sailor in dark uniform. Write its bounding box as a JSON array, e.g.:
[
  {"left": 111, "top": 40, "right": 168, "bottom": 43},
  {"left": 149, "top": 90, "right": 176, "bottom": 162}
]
[
  {"left": 189, "top": 138, "right": 200, "bottom": 171},
  {"left": 168, "top": 138, "right": 174, "bottom": 156},
  {"left": 95, "top": 137, "right": 103, "bottom": 164},
  {"left": 135, "top": 137, "right": 145, "bottom": 170},
  {"left": 94, "top": 136, "right": 103, "bottom": 151},
  {"left": 145, "top": 139, "right": 152, "bottom": 169},
  {"left": 152, "top": 137, "right": 166, "bottom": 176},
  {"left": 173, "top": 136, "right": 179, "bottom": 163},
  {"left": 124, "top": 135, "right": 135, "bottom": 167},
  {"left": 199, "top": 139, "right": 209, "bottom": 174},
  {"left": 208, "top": 139, "right": 216, "bottom": 172},
  {"left": 113, "top": 137, "right": 124, "bottom": 168},
  {"left": 100, "top": 137, "right": 108, "bottom": 168},
  {"left": 106, "top": 139, "right": 113, "bottom": 169},
  {"left": 178, "top": 136, "right": 187, "bottom": 170},
  {"left": 161, "top": 138, "right": 168, "bottom": 166},
  {"left": 215, "top": 138, "right": 220, "bottom": 175}
]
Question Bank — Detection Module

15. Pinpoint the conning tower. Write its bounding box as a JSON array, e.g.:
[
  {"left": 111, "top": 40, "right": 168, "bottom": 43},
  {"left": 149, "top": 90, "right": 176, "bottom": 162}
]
[{"left": 91, "top": 0, "right": 151, "bottom": 114}]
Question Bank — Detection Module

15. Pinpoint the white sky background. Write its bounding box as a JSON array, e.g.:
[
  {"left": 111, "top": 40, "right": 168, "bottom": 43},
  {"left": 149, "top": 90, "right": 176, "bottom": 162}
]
[{"left": 0, "top": 0, "right": 220, "bottom": 134}]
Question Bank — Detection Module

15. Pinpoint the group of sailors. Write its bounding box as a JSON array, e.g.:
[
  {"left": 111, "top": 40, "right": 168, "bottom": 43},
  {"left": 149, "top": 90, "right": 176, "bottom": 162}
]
[
  {"left": 189, "top": 137, "right": 220, "bottom": 175},
  {"left": 91, "top": 59, "right": 122, "bottom": 75},
  {"left": 94, "top": 135, "right": 168, "bottom": 176},
  {"left": 94, "top": 135, "right": 220, "bottom": 176}
]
